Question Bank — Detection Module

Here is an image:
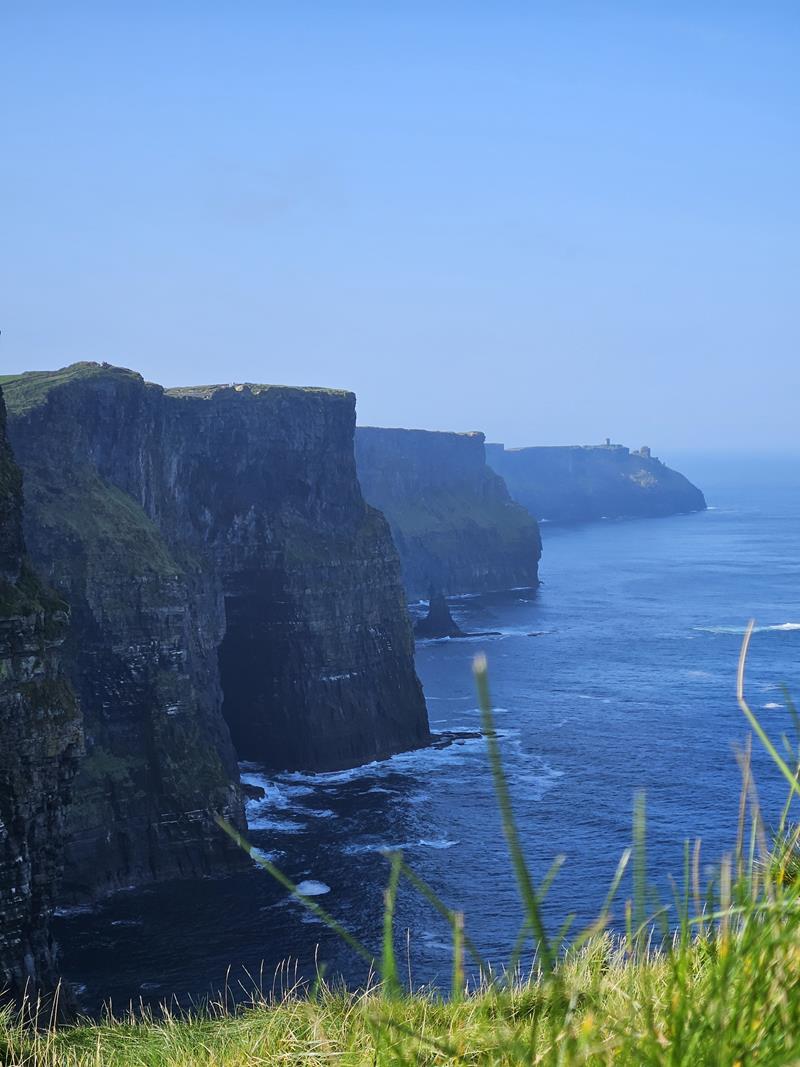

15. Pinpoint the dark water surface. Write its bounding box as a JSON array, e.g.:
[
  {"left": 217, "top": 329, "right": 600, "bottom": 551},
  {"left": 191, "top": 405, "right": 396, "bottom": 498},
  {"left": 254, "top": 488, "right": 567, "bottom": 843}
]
[{"left": 54, "top": 464, "right": 800, "bottom": 1012}]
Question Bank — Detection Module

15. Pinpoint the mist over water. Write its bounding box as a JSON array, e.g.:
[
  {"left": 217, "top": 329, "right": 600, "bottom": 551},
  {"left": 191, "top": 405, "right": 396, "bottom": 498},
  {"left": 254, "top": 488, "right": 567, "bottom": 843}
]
[{"left": 54, "top": 458, "right": 800, "bottom": 1014}]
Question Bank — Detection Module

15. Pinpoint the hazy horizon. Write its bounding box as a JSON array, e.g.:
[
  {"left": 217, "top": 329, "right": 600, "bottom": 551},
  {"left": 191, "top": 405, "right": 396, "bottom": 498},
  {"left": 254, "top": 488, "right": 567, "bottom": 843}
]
[{"left": 3, "top": 2, "right": 798, "bottom": 451}]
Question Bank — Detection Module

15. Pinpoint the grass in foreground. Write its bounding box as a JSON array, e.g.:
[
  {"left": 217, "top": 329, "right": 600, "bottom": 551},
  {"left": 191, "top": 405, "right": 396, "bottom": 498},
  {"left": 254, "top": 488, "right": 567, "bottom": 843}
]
[{"left": 3, "top": 623, "right": 800, "bottom": 1065}]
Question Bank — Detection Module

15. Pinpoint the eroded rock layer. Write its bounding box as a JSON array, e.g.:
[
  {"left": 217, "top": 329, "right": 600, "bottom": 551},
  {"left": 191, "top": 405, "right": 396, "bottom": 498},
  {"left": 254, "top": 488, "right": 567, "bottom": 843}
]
[
  {"left": 355, "top": 427, "right": 541, "bottom": 599},
  {"left": 485, "top": 442, "right": 706, "bottom": 524},
  {"left": 0, "top": 387, "right": 81, "bottom": 1000}
]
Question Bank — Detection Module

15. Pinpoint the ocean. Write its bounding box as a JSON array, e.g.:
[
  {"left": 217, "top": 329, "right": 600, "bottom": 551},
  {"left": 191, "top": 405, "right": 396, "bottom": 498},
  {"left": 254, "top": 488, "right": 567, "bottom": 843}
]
[{"left": 54, "top": 456, "right": 800, "bottom": 1013}]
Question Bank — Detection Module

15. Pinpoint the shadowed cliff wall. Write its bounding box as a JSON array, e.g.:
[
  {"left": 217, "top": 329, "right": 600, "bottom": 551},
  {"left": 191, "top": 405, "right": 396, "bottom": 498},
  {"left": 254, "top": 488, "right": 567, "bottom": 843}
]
[
  {"left": 0, "top": 387, "right": 82, "bottom": 1000},
  {"left": 355, "top": 427, "right": 541, "bottom": 599},
  {"left": 3, "top": 363, "right": 428, "bottom": 902}
]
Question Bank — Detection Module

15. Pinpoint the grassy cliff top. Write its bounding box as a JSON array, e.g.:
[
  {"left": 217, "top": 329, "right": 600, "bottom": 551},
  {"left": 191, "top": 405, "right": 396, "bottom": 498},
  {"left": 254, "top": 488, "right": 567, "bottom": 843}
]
[
  {"left": 358, "top": 425, "right": 485, "bottom": 440},
  {"left": 502, "top": 443, "right": 635, "bottom": 455},
  {"left": 0, "top": 363, "right": 147, "bottom": 414},
  {"left": 0, "top": 363, "right": 352, "bottom": 415},
  {"left": 166, "top": 382, "right": 352, "bottom": 401}
]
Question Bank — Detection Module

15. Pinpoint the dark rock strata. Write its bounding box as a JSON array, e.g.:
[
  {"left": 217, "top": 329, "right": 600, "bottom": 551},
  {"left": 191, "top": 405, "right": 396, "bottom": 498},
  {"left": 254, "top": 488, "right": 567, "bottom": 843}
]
[
  {"left": 355, "top": 427, "right": 541, "bottom": 600},
  {"left": 3, "top": 363, "right": 429, "bottom": 901},
  {"left": 486, "top": 442, "right": 706, "bottom": 524},
  {"left": 0, "top": 387, "right": 81, "bottom": 1001}
]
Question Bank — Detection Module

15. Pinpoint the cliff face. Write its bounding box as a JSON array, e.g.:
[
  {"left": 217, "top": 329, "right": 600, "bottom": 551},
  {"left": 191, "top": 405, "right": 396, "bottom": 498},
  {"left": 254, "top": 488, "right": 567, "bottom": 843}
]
[
  {"left": 486, "top": 443, "right": 706, "bottom": 524},
  {"left": 355, "top": 427, "right": 541, "bottom": 600},
  {"left": 4, "top": 367, "right": 247, "bottom": 900},
  {"left": 0, "top": 388, "right": 81, "bottom": 1000},
  {"left": 159, "top": 384, "right": 429, "bottom": 772},
  {"left": 3, "top": 363, "right": 427, "bottom": 898}
]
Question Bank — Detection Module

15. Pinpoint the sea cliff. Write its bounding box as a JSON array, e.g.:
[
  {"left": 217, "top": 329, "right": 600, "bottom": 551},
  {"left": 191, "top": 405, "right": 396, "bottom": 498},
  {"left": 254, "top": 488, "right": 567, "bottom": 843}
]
[
  {"left": 0, "top": 388, "right": 81, "bottom": 1001},
  {"left": 355, "top": 427, "right": 541, "bottom": 600},
  {"left": 2, "top": 363, "right": 428, "bottom": 903},
  {"left": 486, "top": 442, "right": 706, "bottom": 524}
]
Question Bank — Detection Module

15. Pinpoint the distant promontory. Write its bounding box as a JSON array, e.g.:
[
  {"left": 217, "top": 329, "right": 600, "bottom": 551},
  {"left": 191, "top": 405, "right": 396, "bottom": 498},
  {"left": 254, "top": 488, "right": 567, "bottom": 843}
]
[{"left": 485, "top": 441, "right": 706, "bottom": 524}]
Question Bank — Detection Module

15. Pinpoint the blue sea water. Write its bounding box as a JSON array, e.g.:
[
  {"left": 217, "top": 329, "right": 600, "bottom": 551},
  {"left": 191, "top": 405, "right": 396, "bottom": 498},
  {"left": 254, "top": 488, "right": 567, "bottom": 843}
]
[{"left": 54, "top": 459, "right": 800, "bottom": 1012}]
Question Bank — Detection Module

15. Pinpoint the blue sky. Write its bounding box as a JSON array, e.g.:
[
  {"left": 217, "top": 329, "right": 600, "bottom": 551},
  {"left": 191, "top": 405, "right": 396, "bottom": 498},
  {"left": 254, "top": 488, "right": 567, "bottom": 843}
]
[{"left": 2, "top": 2, "right": 798, "bottom": 450}]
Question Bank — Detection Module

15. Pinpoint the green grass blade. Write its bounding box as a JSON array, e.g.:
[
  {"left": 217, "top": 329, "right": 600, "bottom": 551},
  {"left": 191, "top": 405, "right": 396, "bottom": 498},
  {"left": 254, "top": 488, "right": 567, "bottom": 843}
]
[
  {"left": 381, "top": 852, "right": 403, "bottom": 999},
  {"left": 451, "top": 911, "right": 465, "bottom": 1002},
  {"left": 473, "top": 653, "right": 554, "bottom": 974},
  {"left": 737, "top": 621, "right": 800, "bottom": 799}
]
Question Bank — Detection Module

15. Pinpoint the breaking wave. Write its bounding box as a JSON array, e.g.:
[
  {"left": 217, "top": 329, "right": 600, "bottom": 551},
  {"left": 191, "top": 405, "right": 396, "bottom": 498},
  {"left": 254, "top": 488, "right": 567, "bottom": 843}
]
[
  {"left": 343, "top": 838, "right": 459, "bottom": 855},
  {"left": 295, "top": 880, "right": 331, "bottom": 896}
]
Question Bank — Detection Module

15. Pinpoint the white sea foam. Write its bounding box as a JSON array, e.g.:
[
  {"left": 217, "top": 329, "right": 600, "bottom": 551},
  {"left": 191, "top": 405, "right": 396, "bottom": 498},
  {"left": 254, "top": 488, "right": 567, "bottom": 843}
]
[
  {"left": 296, "top": 880, "right": 331, "bottom": 896},
  {"left": 514, "top": 765, "right": 564, "bottom": 801},
  {"left": 240, "top": 766, "right": 321, "bottom": 845},
  {"left": 53, "top": 904, "right": 97, "bottom": 918},
  {"left": 763, "top": 702, "right": 783, "bottom": 710},
  {"left": 274, "top": 731, "right": 486, "bottom": 787},
  {"left": 247, "top": 815, "right": 307, "bottom": 833},
  {"left": 240, "top": 764, "right": 315, "bottom": 798},
  {"left": 416, "top": 632, "right": 505, "bottom": 646},
  {"left": 344, "top": 838, "right": 459, "bottom": 854},
  {"left": 250, "top": 847, "right": 283, "bottom": 864},
  {"left": 694, "top": 623, "right": 800, "bottom": 635}
]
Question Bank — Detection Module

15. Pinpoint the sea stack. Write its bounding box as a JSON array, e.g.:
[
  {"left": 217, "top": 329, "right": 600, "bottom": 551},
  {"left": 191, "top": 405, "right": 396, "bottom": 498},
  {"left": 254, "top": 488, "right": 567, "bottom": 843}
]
[{"left": 414, "top": 591, "right": 466, "bottom": 639}]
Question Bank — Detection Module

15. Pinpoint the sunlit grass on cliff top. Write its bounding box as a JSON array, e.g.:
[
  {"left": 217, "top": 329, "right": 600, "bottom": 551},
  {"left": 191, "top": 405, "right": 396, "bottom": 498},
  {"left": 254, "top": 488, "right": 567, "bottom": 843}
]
[
  {"left": 4, "top": 622, "right": 800, "bottom": 1065},
  {"left": 0, "top": 362, "right": 352, "bottom": 416}
]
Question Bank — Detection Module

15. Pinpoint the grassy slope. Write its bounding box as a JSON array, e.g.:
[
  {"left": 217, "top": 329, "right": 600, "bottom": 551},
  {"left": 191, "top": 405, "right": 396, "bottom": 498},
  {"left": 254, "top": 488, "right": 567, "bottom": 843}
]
[
  {"left": 386, "top": 486, "right": 535, "bottom": 544},
  {"left": 23, "top": 465, "right": 181, "bottom": 577},
  {"left": 0, "top": 363, "right": 145, "bottom": 414},
  {"left": 2, "top": 923, "right": 799, "bottom": 1065}
]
